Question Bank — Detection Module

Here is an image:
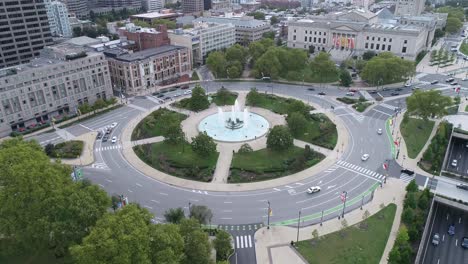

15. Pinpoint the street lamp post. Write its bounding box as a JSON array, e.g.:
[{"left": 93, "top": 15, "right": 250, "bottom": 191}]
[
  {"left": 188, "top": 202, "right": 191, "bottom": 218},
  {"left": 296, "top": 209, "right": 301, "bottom": 243},
  {"left": 267, "top": 201, "right": 271, "bottom": 229},
  {"left": 341, "top": 191, "right": 348, "bottom": 218}
]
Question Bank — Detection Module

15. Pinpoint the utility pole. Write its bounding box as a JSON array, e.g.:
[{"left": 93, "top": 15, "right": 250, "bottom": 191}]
[
  {"left": 341, "top": 191, "right": 348, "bottom": 218},
  {"left": 267, "top": 200, "right": 271, "bottom": 229},
  {"left": 296, "top": 209, "right": 302, "bottom": 243},
  {"left": 188, "top": 202, "right": 191, "bottom": 218}
]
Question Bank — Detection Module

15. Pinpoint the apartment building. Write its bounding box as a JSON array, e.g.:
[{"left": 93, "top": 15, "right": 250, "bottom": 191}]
[
  {"left": 0, "top": 0, "right": 54, "bottom": 69},
  {"left": 59, "top": 0, "right": 88, "bottom": 19},
  {"left": 182, "top": 0, "right": 204, "bottom": 15},
  {"left": 394, "top": 0, "right": 425, "bottom": 16},
  {"left": 45, "top": 0, "right": 72, "bottom": 37},
  {"left": 144, "top": 0, "right": 164, "bottom": 12},
  {"left": 0, "top": 43, "right": 113, "bottom": 137},
  {"left": 105, "top": 45, "right": 192, "bottom": 95},
  {"left": 168, "top": 21, "right": 236, "bottom": 65},
  {"left": 118, "top": 23, "right": 170, "bottom": 51},
  {"left": 194, "top": 16, "right": 270, "bottom": 45}
]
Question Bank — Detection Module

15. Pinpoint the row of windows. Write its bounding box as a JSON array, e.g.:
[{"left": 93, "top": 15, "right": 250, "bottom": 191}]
[
  {"left": 365, "top": 42, "right": 392, "bottom": 51},
  {"left": 366, "top": 36, "right": 394, "bottom": 43}
]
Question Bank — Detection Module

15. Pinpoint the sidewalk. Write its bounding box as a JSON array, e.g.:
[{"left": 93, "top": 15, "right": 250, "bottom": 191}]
[{"left": 254, "top": 178, "right": 406, "bottom": 264}]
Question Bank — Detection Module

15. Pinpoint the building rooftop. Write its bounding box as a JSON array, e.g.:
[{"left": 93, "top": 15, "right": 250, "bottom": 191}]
[
  {"left": 194, "top": 16, "right": 269, "bottom": 28},
  {"left": 131, "top": 11, "right": 179, "bottom": 19},
  {"left": 108, "top": 45, "right": 186, "bottom": 62},
  {"left": 65, "top": 36, "right": 102, "bottom": 46}
]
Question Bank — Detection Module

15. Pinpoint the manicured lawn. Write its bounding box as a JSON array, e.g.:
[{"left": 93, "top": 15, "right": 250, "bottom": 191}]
[
  {"left": 46, "top": 140, "right": 84, "bottom": 159},
  {"left": 400, "top": 117, "right": 435, "bottom": 159},
  {"left": 461, "top": 42, "right": 468, "bottom": 56},
  {"left": 211, "top": 93, "right": 238, "bottom": 106},
  {"left": 132, "top": 108, "right": 186, "bottom": 140},
  {"left": 336, "top": 97, "right": 359, "bottom": 104},
  {"left": 296, "top": 204, "right": 396, "bottom": 264},
  {"left": 229, "top": 146, "right": 324, "bottom": 183},
  {"left": 134, "top": 141, "right": 218, "bottom": 182},
  {"left": 353, "top": 102, "right": 373, "bottom": 112},
  {"left": 295, "top": 114, "right": 338, "bottom": 150},
  {"left": 246, "top": 94, "right": 314, "bottom": 115}
]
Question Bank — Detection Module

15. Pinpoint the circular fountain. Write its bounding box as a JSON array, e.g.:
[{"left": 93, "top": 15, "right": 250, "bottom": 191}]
[{"left": 198, "top": 100, "right": 270, "bottom": 142}]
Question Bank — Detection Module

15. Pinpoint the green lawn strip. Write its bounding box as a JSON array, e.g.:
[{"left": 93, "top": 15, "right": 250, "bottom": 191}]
[
  {"left": 386, "top": 117, "right": 396, "bottom": 158},
  {"left": 133, "top": 141, "right": 218, "bottom": 182},
  {"left": 273, "top": 182, "right": 380, "bottom": 226},
  {"left": 296, "top": 204, "right": 396, "bottom": 264},
  {"left": 229, "top": 146, "right": 324, "bottom": 183},
  {"left": 461, "top": 43, "right": 468, "bottom": 56},
  {"left": 295, "top": 114, "right": 337, "bottom": 150},
  {"left": 247, "top": 94, "right": 314, "bottom": 114},
  {"left": 353, "top": 102, "right": 373, "bottom": 112},
  {"left": 132, "top": 108, "right": 187, "bottom": 141},
  {"left": 211, "top": 93, "right": 238, "bottom": 106},
  {"left": 336, "top": 97, "right": 359, "bottom": 104},
  {"left": 47, "top": 140, "right": 84, "bottom": 159},
  {"left": 400, "top": 117, "right": 434, "bottom": 159}
]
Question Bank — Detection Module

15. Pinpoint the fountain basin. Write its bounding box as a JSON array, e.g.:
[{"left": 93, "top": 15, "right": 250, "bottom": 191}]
[{"left": 198, "top": 112, "right": 270, "bottom": 142}]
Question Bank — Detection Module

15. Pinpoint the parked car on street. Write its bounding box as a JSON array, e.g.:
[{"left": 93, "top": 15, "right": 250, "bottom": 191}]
[
  {"left": 431, "top": 80, "right": 439, "bottom": 85},
  {"left": 456, "top": 184, "right": 468, "bottom": 190}
]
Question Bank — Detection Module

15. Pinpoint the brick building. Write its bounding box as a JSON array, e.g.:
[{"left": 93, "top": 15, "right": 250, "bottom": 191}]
[{"left": 118, "top": 23, "right": 170, "bottom": 51}]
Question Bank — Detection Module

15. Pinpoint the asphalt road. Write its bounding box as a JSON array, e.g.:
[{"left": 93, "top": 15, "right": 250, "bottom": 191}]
[
  {"left": 445, "top": 137, "right": 468, "bottom": 177},
  {"left": 421, "top": 202, "right": 468, "bottom": 264},
  {"left": 29, "top": 77, "right": 453, "bottom": 263}
]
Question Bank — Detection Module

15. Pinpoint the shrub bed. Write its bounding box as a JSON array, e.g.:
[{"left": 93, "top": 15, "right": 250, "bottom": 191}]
[{"left": 45, "top": 140, "right": 84, "bottom": 159}]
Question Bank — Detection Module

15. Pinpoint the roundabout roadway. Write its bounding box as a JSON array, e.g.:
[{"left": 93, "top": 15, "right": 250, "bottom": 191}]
[{"left": 32, "top": 81, "right": 409, "bottom": 263}]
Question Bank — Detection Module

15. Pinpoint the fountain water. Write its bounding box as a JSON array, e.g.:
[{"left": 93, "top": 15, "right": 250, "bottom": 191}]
[
  {"left": 217, "top": 107, "right": 224, "bottom": 125},
  {"left": 243, "top": 108, "right": 249, "bottom": 128}
]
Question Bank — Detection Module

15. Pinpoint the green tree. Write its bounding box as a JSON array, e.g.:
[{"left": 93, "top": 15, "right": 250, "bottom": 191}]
[
  {"left": 133, "top": 19, "right": 151, "bottom": 28},
  {"left": 70, "top": 204, "right": 153, "bottom": 264},
  {"left": 310, "top": 52, "right": 339, "bottom": 83},
  {"left": 340, "top": 69, "right": 353, "bottom": 87},
  {"left": 362, "top": 50, "right": 376, "bottom": 60},
  {"left": 254, "top": 48, "right": 282, "bottom": 79},
  {"left": 206, "top": 51, "right": 227, "bottom": 78},
  {"left": 189, "top": 85, "right": 210, "bottom": 111},
  {"left": 189, "top": 205, "right": 213, "bottom": 225},
  {"left": 246, "top": 88, "right": 261, "bottom": 106},
  {"left": 226, "top": 44, "right": 247, "bottom": 65},
  {"left": 238, "top": 143, "right": 253, "bottom": 153},
  {"left": 149, "top": 223, "right": 185, "bottom": 264},
  {"left": 406, "top": 89, "right": 452, "bottom": 120},
  {"left": 227, "top": 65, "right": 241, "bottom": 79},
  {"left": 446, "top": 17, "right": 463, "bottom": 34},
  {"left": 270, "top": 16, "right": 279, "bottom": 25},
  {"left": 361, "top": 52, "right": 415, "bottom": 85},
  {"left": 214, "top": 230, "right": 233, "bottom": 260},
  {"left": 287, "top": 100, "right": 309, "bottom": 116},
  {"left": 183, "top": 228, "right": 212, "bottom": 264},
  {"left": 151, "top": 19, "right": 177, "bottom": 29},
  {"left": 0, "top": 139, "right": 110, "bottom": 257},
  {"left": 311, "top": 229, "right": 319, "bottom": 241},
  {"left": 44, "top": 143, "right": 55, "bottom": 156},
  {"left": 406, "top": 180, "right": 418, "bottom": 192},
  {"left": 267, "top": 125, "right": 294, "bottom": 151},
  {"left": 404, "top": 193, "right": 417, "bottom": 209},
  {"left": 263, "top": 31, "right": 275, "bottom": 39},
  {"left": 215, "top": 87, "right": 233, "bottom": 104},
  {"left": 247, "top": 11, "right": 265, "bottom": 20},
  {"left": 191, "top": 132, "right": 217, "bottom": 156},
  {"left": 164, "top": 208, "right": 186, "bottom": 224},
  {"left": 287, "top": 112, "right": 307, "bottom": 137},
  {"left": 402, "top": 207, "right": 415, "bottom": 223},
  {"left": 92, "top": 98, "right": 107, "bottom": 111}
]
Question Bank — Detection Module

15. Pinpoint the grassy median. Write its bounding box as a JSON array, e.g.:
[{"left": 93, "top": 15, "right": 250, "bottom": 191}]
[
  {"left": 400, "top": 116, "right": 434, "bottom": 159},
  {"left": 296, "top": 204, "right": 396, "bottom": 264}
]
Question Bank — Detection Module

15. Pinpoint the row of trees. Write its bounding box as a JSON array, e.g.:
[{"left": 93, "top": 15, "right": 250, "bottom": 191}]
[
  {"left": 206, "top": 44, "right": 248, "bottom": 79},
  {"left": 436, "top": 6, "right": 465, "bottom": 34},
  {"left": 361, "top": 52, "right": 416, "bottom": 85},
  {"left": 388, "top": 181, "right": 431, "bottom": 264},
  {"left": 0, "top": 138, "right": 230, "bottom": 263}
]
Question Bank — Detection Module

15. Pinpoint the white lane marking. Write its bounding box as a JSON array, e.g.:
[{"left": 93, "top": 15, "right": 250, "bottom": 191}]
[
  {"left": 236, "top": 236, "right": 240, "bottom": 249},
  {"left": 295, "top": 182, "right": 304, "bottom": 186},
  {"left": 327, "top": 185, "right": 337, "bottom": 189},
  {"left": 248, "top": 235, "right": 252, "bottom": 247},
  {"left": 220, "top": 217, "right": 232, "bottom": 220},
  {"left": 189, "top": 199, "right": 199, "bottom": 202},
  {"left": 105, "top": 179, "right": 112, "bottom": 183},
  {"left": 273, "top": 188, "right": 281, "bottom": 191},
  {"left": 79, "top": 124, "right": 93, "bottom": 131},
  {"left": 136, "top": 183, "right": 143, "bottom": 187},
  {"left": 223, "top": 210, "right": 232, "bottom": 212},
  {"left": 285, "top": 185, "right": 293, "bottom": 188},
  {"left": 224, "top": 201, "right": 233, "bottom": 204},
  {"left": 98, "top": 184, "right": 104, "bottom": 188},
  {"left": 144, "top": 205, "right": 153, "bottom": 210},
  {"left": 244, "top": 236, "right": 248, "bottom": 248},
  {"left": 128, "top": 189, "right": 133, "bottom": 193},
  {"left": 150, "top": 200, "right": 160, "bottom": 203},
  {"left": 240, "top": 236, "right": 244, "bottom": 248},
  {"left": 159, "top": 192, "right": 168, "bottom": 196}
]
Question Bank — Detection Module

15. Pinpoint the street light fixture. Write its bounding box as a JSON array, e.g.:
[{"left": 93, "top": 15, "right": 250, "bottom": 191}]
[
  {"left": 341, "top": 191, "right": 348, "bottom": 218},
  {"left": 296, "top": 209, "right": 302, "bottom": 243},
  {"left": 267, "top": 200, "right": 271, "bottom": 229}
]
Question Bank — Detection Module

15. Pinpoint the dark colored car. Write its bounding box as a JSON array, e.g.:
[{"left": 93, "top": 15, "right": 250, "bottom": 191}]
[
  {"left": 318, "top": 92, "right": 326, "bottom": 95},
  {"left": 401, "top": 169, "right": 415, "bottom": 175},
  {"left": 157, "top": 94, "right": 164, "bottom": 98},
  {"left": 96, "top": 132, "right": 103, "bottom": 140},
  {"left": 349, "top": 88, "right": 357, "bottom": 92},
  {"left": 369, "top": 90, "right": 377, "bottom": 94},
  {"left": 102, "top": 136, "right": 109, "bottom": 142},
  {"left": 431, "top": 80, "right": 439, "bottom": 85},
  {"left": 462, "top": 237, "right": 468, "bottom": 249},
  {"left": 164, "top": 97, "right": 171, "bottom": 101},
  {"left": 456, "top": 184, "right": 468, "bottom": 190},
  {"left": 181, "top": 85, "right": 190, "bottom": 89},
  {"left": 448, "top": 225, "right": 455, "bottom": 236},
  {"left": 391, "top": 92, "right": 400, "bottom": 96},
  {"left": 307, "top": 87, "right": 315, "bottom": 91},
  {"left": 396, "top": 88, "right": 403, "bottom": 91}
]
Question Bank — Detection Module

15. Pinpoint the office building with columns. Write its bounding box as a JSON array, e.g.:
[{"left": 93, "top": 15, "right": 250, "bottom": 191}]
[{"left": 287, "top": 9, "right": 440, "bottom": 61}]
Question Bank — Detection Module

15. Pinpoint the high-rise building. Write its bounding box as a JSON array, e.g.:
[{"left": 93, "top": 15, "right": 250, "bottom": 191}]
[
  {"left": 45, "top": 0, "right": 72, "bottom": 37},
  {"left": 182, "top": 0, "right": 203, "bottom": 14},
  {"left": 144, "top": 0, "right": 164, "bottom": 12},
  {"left": 394, "top": 0, "right": 425, "bottom": 16},
  {"left": 0, "top": 0, "right": 54, "bottom": 69},
  {"left": 203, "top": 0, "right": 211, "bottom": 10},
  {"left": 94, "top": 0, "right": 142, "bottom": 9},
  {"left": 59, "top": 0, "right": 89, "bottom": 19}
]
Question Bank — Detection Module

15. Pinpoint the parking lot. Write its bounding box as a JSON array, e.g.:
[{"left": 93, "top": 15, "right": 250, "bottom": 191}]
[
  {"left": 421, "top": 202, "right": 468, "bottom": 264},
  {"left": 445, "top": 137, "right": 468, "bottom": 177}
]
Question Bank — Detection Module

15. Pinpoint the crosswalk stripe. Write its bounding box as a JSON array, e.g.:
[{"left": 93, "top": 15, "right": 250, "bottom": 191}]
[
  {"left": 240, "top": 236, "right": 244, "bottom": 248},
  {"left": 371, "top": 172, "right": 376, "bottom": 177},
  {"left": 236, "top": 236, "right": 240, "bottom": 248},
  {"left": 244, "top": 236, "right": 248, "bottom": 248}
]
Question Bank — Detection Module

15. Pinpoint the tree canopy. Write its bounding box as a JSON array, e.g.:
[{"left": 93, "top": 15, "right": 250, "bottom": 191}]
[
  {"left": 267, "top": 125, "right": 294, "bottom": 151},
  {"left": 361, "top": 52, "right": 415, "bottom": 85},
  {"left": 406, "top": 89, "right": 452, "bottom": 120},
  {"left": 189, "top": 85, "right": 210, "bottom": 111},
  {"left": 191, "top": 132, "right": 217, "bottom": 156}
]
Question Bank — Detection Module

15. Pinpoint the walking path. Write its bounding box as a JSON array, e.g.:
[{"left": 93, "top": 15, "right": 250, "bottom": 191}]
[
  {"left": 119, "top": 91, "right": 350, "bottom": 192},
  {"left": 255, "top": 178, "right": 406, "bottom": 264}
]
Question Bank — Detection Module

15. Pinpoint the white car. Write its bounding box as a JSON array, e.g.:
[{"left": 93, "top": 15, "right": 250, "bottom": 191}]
[
  {"left": 462, "top": 77, "right": 468, "bottom": 81},
  {"left": 404, "top": 83, "right": 411, "bottom": 87},
  {"left": 307, "top": 186, "right": 321, "bottom": 194},
  {"left": 346, "top": 92, "right": 355, "bottom": 96},
  {"left": 377, "top": 128, "right": 382, "bottom": 135},
  {"left": 110, "top": 122, "right": 118, "bottom": 128},
  {"left": 184, "top": 90, "right": 192, "bottom": 95},
  {"left": 452, "top": 159, "right": 458, "bottom": 167},
  {"left": 361, "top": 154, "right": 370, "bottom": 161},
  {"left": 111, "top": 136, "right": 117, "bottom": 143}
]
